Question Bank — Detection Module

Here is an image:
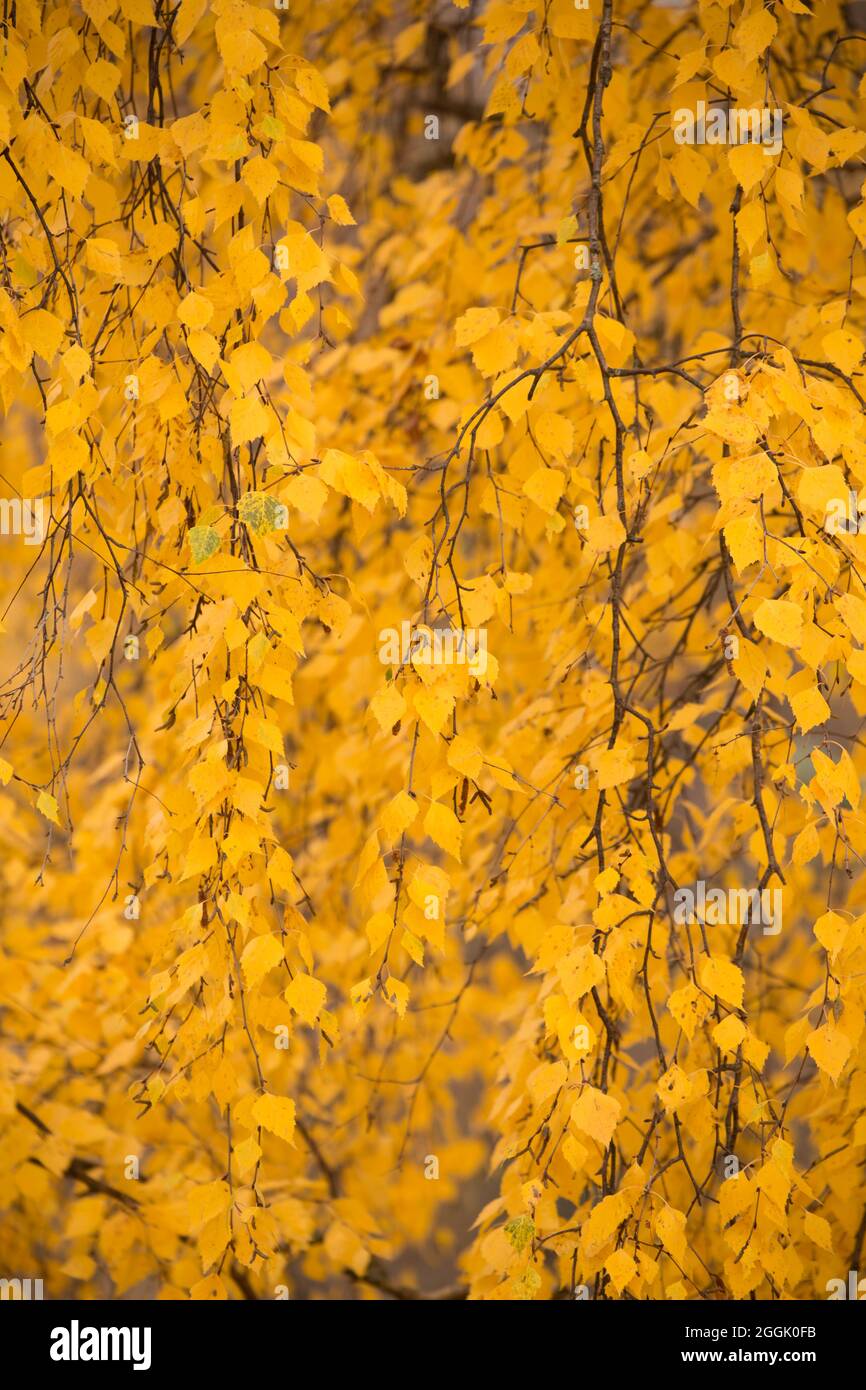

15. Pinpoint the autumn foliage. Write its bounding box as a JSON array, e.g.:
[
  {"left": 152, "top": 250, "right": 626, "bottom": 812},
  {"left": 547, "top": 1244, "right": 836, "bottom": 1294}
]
[{"left": 3, "top": 0, "right": 866, "bottom": 1302}]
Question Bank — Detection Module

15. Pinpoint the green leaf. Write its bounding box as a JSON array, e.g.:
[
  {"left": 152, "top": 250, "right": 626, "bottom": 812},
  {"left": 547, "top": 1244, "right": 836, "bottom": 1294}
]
[
  {"left": 238, "top": 491, "right": 286, "bottom": 535},
  {"left": 505, "top": 1215, "right": 535, "bottom": 1253},
  {"left": 14, "top": 254, "right": 39, "bottom": 288},
  {"left": 189, "top": 524, "right": 220, "bottom": 564},
  {"left": 261, "top": 115, "right": 285, "bottom": 141},
  {"left": 510, "top": 1267, "right": 541, "bottom": 1300}
]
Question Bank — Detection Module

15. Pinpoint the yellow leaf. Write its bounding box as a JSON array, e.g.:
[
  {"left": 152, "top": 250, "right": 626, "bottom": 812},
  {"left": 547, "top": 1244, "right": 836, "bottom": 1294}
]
[
  {"left": 189, "top": 1179, "right": 231, "bottom": 1228},
  {"left": 20, "top": 310, "right": 64, "bottom": 361},
  {"left": 369, "top": 683, "right": 406, "bottom": 732},
  {"left": 534, "top": 411, "right": 573, "bottom": 459},
  {"left": 230, "top": 342, "right": 272, "bottom": 394},
  {"left": 605, "top": 1247, "right": 637, "bottom": 1294},
  {"left": 241, "top": 932, "right": 284, "bottom": 987},
  {"left": 380, "top": 790, "right": 418, "bottom": 842},
  {"left": 756, "top": 1158, "right": 791, "bottom": 1212},
  {"left": 713, "top": 1014, "right": 747, "bottom": 1054},
  {"left": 383, "top": 975, "right": 409, "bottom": 1017},
  {"left": 242, "top": 154, "right": 279, "bottom": 205},
  {"left": 175, "top": 0, "right": 206, "bottom": 45},
  {"left": 822, "top": 328, "right": 864, "bottom": 376},
  {"left": 724, "top": 516, "right": 763, "bottom": 571},
  {"left": 216, "top": 23, "right": 266, "bottom": 77},
  {"left": 230, "top": 395, "right": 270, "bottom": 447},
  {"left": 251, "top": 1092, "right": 296, "bottom": 1144},
  {"left": 455, "top": 306, "right": 500, "bottom": 347},
  {"left": 580, "top": 1191, "right": 631, "bottom": 1257},
  {"left": 656, "top": 1064, "right": 693, "bottom": 1113},
  {"left": 423, "top": 801, "right": 463, "bottom": 861},
  {"left": 655, "top": 1206, "right": 688, "bottom": 1267},
  {"left": 36, "top": 791, "right": 61, "bottom": 825},
  {"left": 813, "top": 910, "right": 848, "bottom": 959},
  {"left": 792, "top": 823, "right": 819, "bottom": 866},
  {"left": 285, "top": 972, "right": 327, "bottom": 1025},
  {"left": 671, "top": 145, "right": 709, "bottom": 208},
  {"left": 667, "top": 983, "right": 710, "bottom": 1041},
  {"left": 286, "top": 474, "right": 328, "bottom": 522},
  {"left": 586, "top": 513, "right": 626, "bottom": 555},
  {"left": 189, "top": 1273, "right": 228, "bottom": 1300},
  {"left": 178, "top": 291, "right": 213, "bottom": 329},
  {"left": 803, "top": 1211, "right": 833, "bottom": 1253},
  {"left": 45, "top": 144, "right": 91, "bottom": 199},
  {"left": 699, "top": 956, "right": 744, "bottom": 1010},
  {"left": 753, "top": 597, "right": 803, "bottom": 648},
  {"left": 734, "top": 7, "right": 777, "bottom": 62},
  {"left": 835, "top": 593, "right": 866, "bottom": 645},
  {"left": 447, "top": 735, "right": 483, "bottom": 780},
  {"left": 85, "top": 57, "right": 121, "bottom": 103},
  {"left": 728, "top": 142, "right": 771, "bottom": 192},
  {"left": 806, "top": 1022, "right": 851, "bottom": 1083},
  {"left": 187, "top": 330, "right": 220, "bottom": 373},
  {"left": 327, "top": 194, "right": 356, "bottom": 225},
  {"left": 318, "top": 448, "right": 380, "bottom": 512},
  {"left": 589, "top": 741, "right": 636, "bottom": 791},
  {"left": 471, "top": 322, "right": 518, "bottom": 376},
  {"left": 413, "top": 688, "right": 454, "bottom": 737},
  {"left": 720, "top": 1174, "right": 755, "bottom": 1227},
  {"left": 790, "top": 685, "right": 829, "bottom": 733},
  {"left": 570, "top": 1085, "right": 621, "bottom": 1148}
]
